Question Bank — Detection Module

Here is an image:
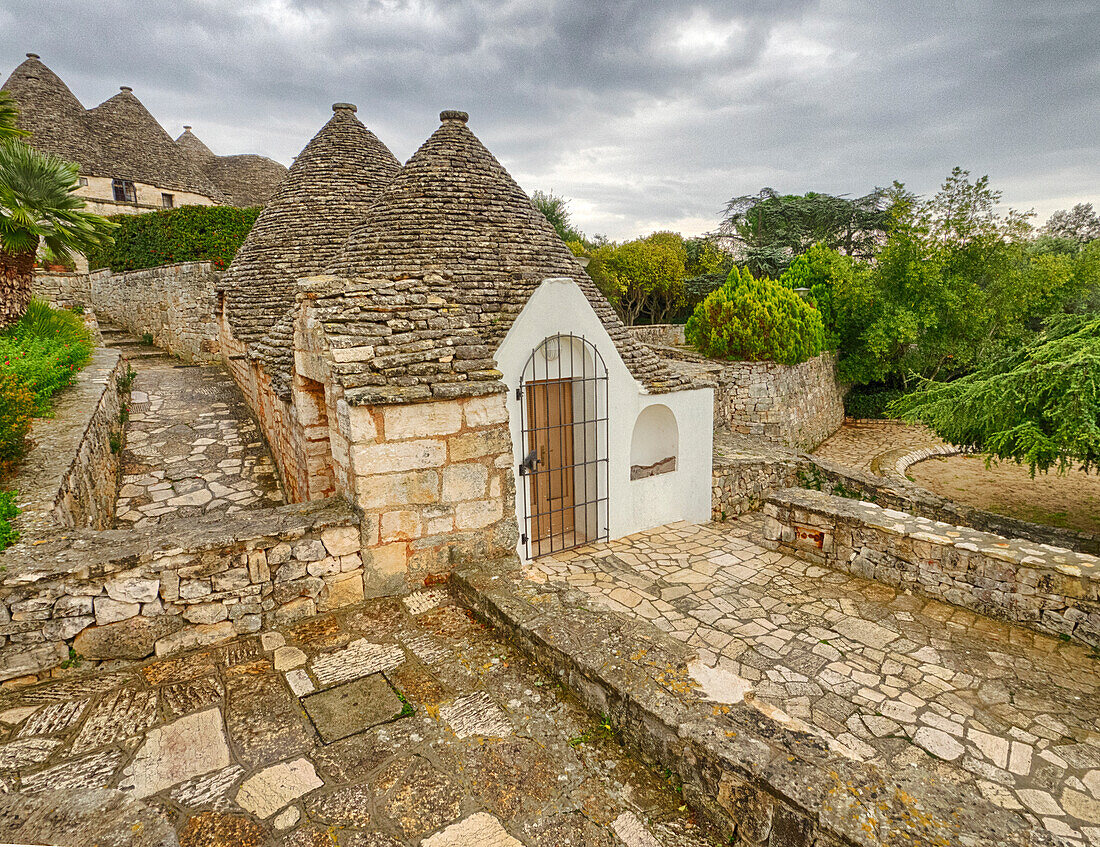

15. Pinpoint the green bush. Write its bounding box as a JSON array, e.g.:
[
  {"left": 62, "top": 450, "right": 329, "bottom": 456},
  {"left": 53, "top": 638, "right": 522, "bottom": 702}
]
[
  {"left": 1, "top": 301, "right": 92, "bottom": 414},
  {"left": 685, "top": 266, "right": 826, "bottom": 365},
  {"left": 0, "top": 372, "right": 34, "bottom": 472},
  {"left": 85, "top": 205, "right": 260, "bottom": 272},
  {"left": 0, "top": 490, "right": 18, "bottom": 551}
]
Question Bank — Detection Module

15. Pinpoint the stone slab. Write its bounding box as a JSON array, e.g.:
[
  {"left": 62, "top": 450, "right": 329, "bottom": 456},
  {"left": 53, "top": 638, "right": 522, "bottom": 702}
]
[{"left": 301, "top": 673, "right": 405, "bottom": 743}]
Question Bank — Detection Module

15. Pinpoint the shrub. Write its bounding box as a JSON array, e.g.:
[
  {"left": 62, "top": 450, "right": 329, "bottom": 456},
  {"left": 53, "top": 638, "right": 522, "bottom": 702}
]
[
  {"left": 685, "top": 266, "right": 826, "bottom": 365},
  {"left": 0, "top": 490, "right": 17, "bottom": 551},
  {"left": 86, "top": 204, "right": 260, "bottom": 272},
  {"left": 0, "top": 372, "right": 34, "bottom": 472},
  {"left": 1, "top": 301, "right": 92, "bottom": 414}
]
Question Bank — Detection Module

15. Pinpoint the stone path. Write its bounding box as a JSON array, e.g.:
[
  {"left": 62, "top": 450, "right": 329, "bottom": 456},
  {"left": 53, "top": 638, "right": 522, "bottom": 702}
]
[
  {"left": 104, "top": 327, "right": 284, "bottom": 528},
  {"left": 814, "top": 419, "right": 945, "bottom": 475},
  {"left": 528, "top": 517, "right": 1100, "bottom": 846},
  {"left": 0, "top": 590, "right": 715, "bottom": 847}
]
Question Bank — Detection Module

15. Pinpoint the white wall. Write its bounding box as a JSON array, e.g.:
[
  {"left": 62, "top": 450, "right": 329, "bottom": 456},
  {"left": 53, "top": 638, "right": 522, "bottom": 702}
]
[{"left": 495, "top": 277, "right": 713, "bottom": 560}]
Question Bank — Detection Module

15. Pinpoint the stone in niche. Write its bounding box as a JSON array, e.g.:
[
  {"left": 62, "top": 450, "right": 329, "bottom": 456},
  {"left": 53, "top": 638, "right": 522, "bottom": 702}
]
[{"left": 301, "top": 673, "right": 407, "bottom": 743}]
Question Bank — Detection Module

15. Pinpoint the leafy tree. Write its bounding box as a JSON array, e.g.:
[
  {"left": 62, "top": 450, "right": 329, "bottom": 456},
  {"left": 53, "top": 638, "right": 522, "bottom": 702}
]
[
  {"left": 1042, "top": 202, "right": 1100, "bottom": 243},
  {"left": 685, "top": 265, "right": 826, "bottom": 364},
  {"left": 834, "top": 172, "right": 1065, "bottom": 387},
  {"left": 530, "top": 190, "right": 585, "bottom": 244},
  {"left": 891, "top": 314, "right": 1100, "bottom": 474},
  {"left": 0, "top": 139, "right": 114, "bottom": 326},
  {"left": 718, "top": 188, "right": 890, "bottom": 278},
  {"left": 603, "top": 232, "right": 687, "bottom": 325}
]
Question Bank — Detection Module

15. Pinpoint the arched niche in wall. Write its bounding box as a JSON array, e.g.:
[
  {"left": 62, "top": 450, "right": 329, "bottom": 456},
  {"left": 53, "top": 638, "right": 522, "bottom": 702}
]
[{"left": 630, "top": 404, "right": 678, "bottom": 480}]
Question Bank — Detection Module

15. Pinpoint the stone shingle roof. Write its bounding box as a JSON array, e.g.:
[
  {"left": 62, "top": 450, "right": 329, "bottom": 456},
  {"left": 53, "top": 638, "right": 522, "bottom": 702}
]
[
  {"left": 2, "top": 55, "right": 277, "bottom": 205},
  {"left": 83, "top": 88, "right": 226, "bottom": 199},
  {"left": 1, "top": 54, "right": 98, "bottom": 165},
  {"left": 323, "top": 110, "right": 691, "bottom": 404},
  {"left": 220, "top": 103, "right": 400, "bottom": 396},
  {"left": 175, "top": 127, "right": 288, "bottom": 207}
]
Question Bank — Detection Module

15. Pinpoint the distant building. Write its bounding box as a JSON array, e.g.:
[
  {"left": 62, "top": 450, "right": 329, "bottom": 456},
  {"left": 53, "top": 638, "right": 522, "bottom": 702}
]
[{"left": 1, "top": 53, "right": 287, "bottom": 216}]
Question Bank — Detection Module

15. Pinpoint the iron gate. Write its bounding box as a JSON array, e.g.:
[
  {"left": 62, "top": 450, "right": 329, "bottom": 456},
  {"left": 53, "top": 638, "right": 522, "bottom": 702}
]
[{"left": 517, "top": 334, "right": 609, "bottom": 558}]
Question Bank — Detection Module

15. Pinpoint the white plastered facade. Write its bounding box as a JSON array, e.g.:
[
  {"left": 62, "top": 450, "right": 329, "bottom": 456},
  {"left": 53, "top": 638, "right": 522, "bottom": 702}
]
[{"left": 495, "top": 277, "right": 714, "bottom": 561}]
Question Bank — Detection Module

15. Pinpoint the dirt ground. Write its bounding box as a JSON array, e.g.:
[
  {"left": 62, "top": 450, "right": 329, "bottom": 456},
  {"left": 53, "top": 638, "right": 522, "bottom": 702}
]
[{"left": 908, "top": 454, "right": 1100, "bottom": 535}]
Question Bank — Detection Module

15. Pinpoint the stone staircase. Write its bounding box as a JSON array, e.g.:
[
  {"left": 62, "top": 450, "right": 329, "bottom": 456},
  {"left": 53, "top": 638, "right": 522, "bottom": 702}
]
[{"left": 99, "top": 324, "right": 170, "bottom": 361}]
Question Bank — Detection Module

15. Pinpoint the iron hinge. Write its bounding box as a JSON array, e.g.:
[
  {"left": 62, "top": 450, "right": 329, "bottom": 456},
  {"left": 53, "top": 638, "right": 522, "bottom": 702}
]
[
  {"left": 521, "top": 533, "right": 528, "bottom": 544},
  {"left": 515, "top": 384, "right": 522, "bottom": 400}
]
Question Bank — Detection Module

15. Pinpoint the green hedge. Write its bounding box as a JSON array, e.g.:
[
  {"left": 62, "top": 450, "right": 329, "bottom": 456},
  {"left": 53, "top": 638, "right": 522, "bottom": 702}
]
[
  {"left": 86, "top": 205, "right": 260, "bottom": 272},
  {"left": 685, "top": 266, "right": 826, "bottom": 365}
]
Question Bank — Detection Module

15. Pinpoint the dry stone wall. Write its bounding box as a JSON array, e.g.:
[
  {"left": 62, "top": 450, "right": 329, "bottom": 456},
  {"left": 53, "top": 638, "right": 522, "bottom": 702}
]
[
  {"left": 31, "top": 270, "right": 91, "bottom": 309},
  {"left": 763, "top": 488, "right": 1100, "bottom": 647},
  {"left": 0, "top": 498, "right": 361, "bottom": 681},
  {"left": 9, "top": 348, "right": 125, "bottom": 534},
  {"left": 32, "top": 263, "right": 221, "bottom": 362}
]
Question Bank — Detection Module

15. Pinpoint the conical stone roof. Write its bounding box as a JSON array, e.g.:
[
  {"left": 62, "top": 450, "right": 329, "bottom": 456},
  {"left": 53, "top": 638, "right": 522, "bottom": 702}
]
[
  {"left": 324, "top": 110, "right": 690, "bottom": 402},
  {"left": 1, "top": 54, "right": 100, "bottom": 165},
  {"left": 221, "top": 103, "right": 400, "bottom": 395},
  {"left": 176, "top": 127, "right": 288, "bottom": 207},
  {"left": 85, "top": 88, "right": 226, "bottom": 199},
  {"left": 174, "top": 126, "right": 215, "bottom": 161}
]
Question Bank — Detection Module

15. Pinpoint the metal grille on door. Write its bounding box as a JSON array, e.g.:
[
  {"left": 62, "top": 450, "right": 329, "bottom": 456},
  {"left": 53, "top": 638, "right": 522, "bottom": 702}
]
[{"left": 517, "top": 334, "right": 609, "bottom": 558}]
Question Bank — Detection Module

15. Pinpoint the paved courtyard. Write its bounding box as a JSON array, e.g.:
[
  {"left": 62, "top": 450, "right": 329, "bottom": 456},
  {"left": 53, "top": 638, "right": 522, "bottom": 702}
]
[
  {"left": 112, "top": 349, "right": 284, "bottom": 528},
  {"left": 813, "top": 420, "right": 945, "bottom": 475},
  {"left": 527, "top": 516, "right": 1100, "bottom": 846},
  {"left": 0, "top": 590, "right": 714, "bottom": 847}
]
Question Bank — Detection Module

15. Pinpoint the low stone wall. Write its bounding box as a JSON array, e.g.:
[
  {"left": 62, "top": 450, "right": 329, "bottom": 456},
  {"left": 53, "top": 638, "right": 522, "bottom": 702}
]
[
  {"left": 625, "top": 323, "right": 685, "bottom": 347},
  {"left": 10, "top": 347, "right": 126, "bottom": 534},
  {"left": 0, "top": 498, "right": 361, "bottom": 682},
  {"left": 32, "top": 270, "right": 91, "bottom": 309},
  {"left": 763, "top": 488, "right": 1100, "bottom": 647},
  {"left": 33, "top": 263, "right": 221, "bottom": 362},
  {"left": 711, "top": 451, "right": 803, "bottom": 520}
]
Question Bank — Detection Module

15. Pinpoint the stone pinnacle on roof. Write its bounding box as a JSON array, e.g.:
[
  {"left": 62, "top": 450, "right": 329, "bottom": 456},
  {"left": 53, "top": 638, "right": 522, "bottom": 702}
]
[
  {"left": 329, "top": 111, "right": 692, "bottom": 396},
  {"left": 220, "top": 103, "right": 401, "bottom": 396}
]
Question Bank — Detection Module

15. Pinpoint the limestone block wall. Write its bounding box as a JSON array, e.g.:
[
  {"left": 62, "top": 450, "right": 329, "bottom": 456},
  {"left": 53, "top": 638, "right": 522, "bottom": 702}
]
[
  {"left": 625, "top": 323, "right": 686, "bottom": 348},
  {"left": 344, "top": 395, "right": 519, "bottom": 593},
  {"left": 88, "top": 263, "right": 220, "bottom": 361},
  {"left": 711, "top": 453, "right": 804, "bottom": 521},
  {"left": 9, "top": 348, "right": 126, "bottom": 534},
  {"left": 0, "top": 498, "right": 361, "bottom": 681},
  {"left": 31, "top": 271, "right": 91, "bottom": 309},
  {"left": 763, "top": 488, "right": 1100, "bottom": 647}
]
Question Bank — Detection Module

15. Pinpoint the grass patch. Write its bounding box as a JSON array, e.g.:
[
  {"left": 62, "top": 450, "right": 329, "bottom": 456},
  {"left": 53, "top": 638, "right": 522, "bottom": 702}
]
[{"left": 0, "top": 301, "right": 92, "bottom": 476}]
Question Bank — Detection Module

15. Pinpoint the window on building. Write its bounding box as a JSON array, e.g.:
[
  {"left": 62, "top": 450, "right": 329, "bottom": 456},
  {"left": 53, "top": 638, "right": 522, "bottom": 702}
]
[
  {"left": 112, "top": 179, "right": 136, "bottom": 203},
  {"left": 162, "top": 193, "right": 174, "bottom": 209},
  {"left": 77, "top": 176, "right": 88, "bottom": 187}
]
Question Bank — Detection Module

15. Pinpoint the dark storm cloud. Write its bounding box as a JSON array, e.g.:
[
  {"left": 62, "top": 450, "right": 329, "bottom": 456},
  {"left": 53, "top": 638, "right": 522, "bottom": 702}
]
[{"left": 3, "top": 0, "right": 1097, "bottom": 238}]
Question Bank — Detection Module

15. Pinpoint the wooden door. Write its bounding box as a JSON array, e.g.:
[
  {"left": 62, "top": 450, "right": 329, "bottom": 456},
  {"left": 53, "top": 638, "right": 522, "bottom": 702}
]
[{"left": 525, "top": 379, "right": 575, "bottom": 554}]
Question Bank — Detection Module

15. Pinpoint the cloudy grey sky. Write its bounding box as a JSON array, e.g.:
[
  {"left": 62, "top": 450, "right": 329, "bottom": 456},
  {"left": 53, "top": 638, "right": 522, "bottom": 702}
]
[{"left": 2, "top": 0, "right": 1097, "bottom": 240}]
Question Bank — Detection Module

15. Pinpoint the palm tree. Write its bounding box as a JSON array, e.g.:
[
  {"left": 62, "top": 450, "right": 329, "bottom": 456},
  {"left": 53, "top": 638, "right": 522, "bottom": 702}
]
[
  {"left": 0, "top": 138, "right": 114, "bottom": 326},
  {"left": 0, "top": 91, "right": 27, "bottom": 140}
]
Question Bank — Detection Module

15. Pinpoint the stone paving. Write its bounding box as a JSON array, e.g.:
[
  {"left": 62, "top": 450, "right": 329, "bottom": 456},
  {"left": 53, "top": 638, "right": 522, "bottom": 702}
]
[
  {"left": 0, "top": 590, "right": 717, "bottom": 847},
  {"left": 813, "top": 420, "right": 945, "bottom": 475},
  {"left": 111, "top": 343, "right": 284, "bottom": 528},
  {"left": 528, "top": 516, "right": 1100, "bottom": 846}
]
